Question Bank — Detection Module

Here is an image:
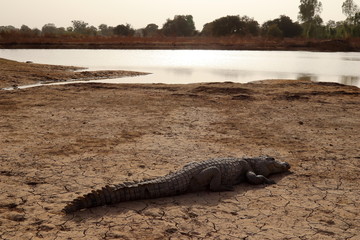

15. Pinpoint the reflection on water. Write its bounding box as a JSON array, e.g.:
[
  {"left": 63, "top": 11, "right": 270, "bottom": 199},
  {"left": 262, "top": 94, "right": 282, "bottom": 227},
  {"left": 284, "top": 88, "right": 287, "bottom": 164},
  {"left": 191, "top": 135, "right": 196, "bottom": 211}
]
[
  {"left": 341, "top": 76, "right": 359, "bottom": 86},
  {"left": 296, "top": 74, "right": 318, "bottom": 82},
  {"left": 296, "top": 74, "right": 360, "bottom": 86},
  {"left": 0, "top": 49, "right": 359, "bottom": 87},
  {"left": 211, "top": 69, "right": 248, "bottom": 80},
  {"left": 342, "top": 57, "right": 360, "bottom": 61},
  {"left": 165, "top": 68, "right": 193, "bottom": 76}
]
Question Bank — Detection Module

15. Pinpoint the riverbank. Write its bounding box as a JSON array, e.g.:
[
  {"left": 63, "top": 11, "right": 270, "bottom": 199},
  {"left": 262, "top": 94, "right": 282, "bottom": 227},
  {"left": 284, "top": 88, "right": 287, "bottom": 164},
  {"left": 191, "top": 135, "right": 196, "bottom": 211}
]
[
  {"left": 0, "top": 58, "right": 148, "bottom": 89},
  {"left": 0, "top": 59, "right": 360, "bottom": 239},
  {"left": 1, "top": 37, "right": 359, "bottom": 52}
]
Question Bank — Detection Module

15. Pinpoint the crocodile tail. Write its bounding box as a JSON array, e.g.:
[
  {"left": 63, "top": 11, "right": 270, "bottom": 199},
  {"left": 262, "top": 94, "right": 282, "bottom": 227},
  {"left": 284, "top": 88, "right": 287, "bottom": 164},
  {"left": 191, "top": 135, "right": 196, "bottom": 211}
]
[
  {"left": 62, "top": 183, "right": 150, "bottom": 214},
  {"left": 62, "top": 175, "right": 187, "bottom": 213}
]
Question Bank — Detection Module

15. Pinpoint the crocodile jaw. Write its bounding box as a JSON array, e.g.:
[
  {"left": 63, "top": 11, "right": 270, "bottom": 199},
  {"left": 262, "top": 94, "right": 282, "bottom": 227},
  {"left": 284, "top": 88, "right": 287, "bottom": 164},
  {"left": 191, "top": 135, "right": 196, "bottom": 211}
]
[{"left": 271, "top": 160, "right": 291, "bottom": 173}]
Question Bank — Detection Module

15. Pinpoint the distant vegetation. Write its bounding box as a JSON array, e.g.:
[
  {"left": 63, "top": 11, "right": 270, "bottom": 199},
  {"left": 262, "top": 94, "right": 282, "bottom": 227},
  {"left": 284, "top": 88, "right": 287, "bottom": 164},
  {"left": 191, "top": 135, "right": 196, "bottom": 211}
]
[{"left": 1, "top": 0, "right": 360, "bottom": 40}]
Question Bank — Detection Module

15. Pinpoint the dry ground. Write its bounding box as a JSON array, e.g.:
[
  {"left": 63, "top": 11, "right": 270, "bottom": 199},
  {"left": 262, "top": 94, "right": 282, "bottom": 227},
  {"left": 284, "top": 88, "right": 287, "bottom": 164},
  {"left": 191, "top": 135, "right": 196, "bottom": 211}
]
[{"left": 0, "top": 59, "right": 360, "bottom": 239}]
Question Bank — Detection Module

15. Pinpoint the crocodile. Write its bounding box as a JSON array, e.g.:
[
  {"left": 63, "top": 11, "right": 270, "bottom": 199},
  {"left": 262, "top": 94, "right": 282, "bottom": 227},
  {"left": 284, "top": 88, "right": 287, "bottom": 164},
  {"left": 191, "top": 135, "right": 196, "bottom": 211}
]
[{"left": 63, "top": 156, "right": 290, "bottom": 213}]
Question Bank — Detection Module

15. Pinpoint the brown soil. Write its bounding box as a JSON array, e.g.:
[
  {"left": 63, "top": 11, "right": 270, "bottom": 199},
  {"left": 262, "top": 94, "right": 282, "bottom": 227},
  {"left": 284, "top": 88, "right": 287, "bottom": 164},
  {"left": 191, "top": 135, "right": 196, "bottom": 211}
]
[{"left": 0, "top": 59, "right": 360, "bottom": 239}]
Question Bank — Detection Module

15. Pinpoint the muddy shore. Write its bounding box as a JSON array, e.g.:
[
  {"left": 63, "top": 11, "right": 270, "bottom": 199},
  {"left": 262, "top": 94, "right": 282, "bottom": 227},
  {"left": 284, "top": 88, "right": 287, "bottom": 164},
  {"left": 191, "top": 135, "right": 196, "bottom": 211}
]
[
  {"left": 0, "top": 59, "right": 360, "bottom": 239},
  {"left": 0, "top": 58, "right": 148, "bottom": 89}
]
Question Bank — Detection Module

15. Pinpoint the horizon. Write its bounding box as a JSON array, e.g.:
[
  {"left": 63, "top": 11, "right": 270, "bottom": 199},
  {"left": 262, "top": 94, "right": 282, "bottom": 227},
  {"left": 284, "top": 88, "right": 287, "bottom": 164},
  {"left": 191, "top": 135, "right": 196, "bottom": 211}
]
[{"left": 0, "top": 0, "right": 356, "bottom": 31}]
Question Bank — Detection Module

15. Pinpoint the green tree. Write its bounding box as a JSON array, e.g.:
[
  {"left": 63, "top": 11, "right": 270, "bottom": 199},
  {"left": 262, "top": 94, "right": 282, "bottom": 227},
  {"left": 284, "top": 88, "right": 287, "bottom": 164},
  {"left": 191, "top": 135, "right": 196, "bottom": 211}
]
[
  {"left": 87, "top": 26, "right": 98, "bottom": 36},
  {"left": 20, "top": 25, "right": 31, "bottom": 33},
  {"left": 113, "top": 24, "right": 134, "bottom": 36},
  {"left": 31, "top": 28, "right": 41, "bottom": 37},
  {"left": 41, "top": 23, "right": 58, "bottom": 37},
  {"left": 356, "top": 11, "right": 360, "bottom": 24},
  {"left": 307, "top": 15, "right": 325, "bottom": 38},
  {"left": 205, "top": 15, "right": 242, "bottom": 36},
  {"left": 19, "top": 25, "right": 37, "bottom": 38},
  {"left": 71, "top": 20, "right": 89, "bottom": 34},
  {"left": 342, "top": 0, "right": 359, "bottom": 22},
  {"left": 298, "top": 0, "right": 323, "bottom": 38},
  {"left": 268, "top": 24, "right": 283, "bottom": 38},
  {"left": 162, "top": 15, "right": 196, "bottom": 36},
  {"left": 325, "top": 20, "right": 337, "bottom": 38},
  {"left": 98, "top": 24, "right": 113, "bottom": 36},
  {"left": 0, "top": 25, "right": 18, "bottom": 39},
  {"left": 277, "top": 15, "right": 303, "bottom": 37},
  {"left": 262, "top": 15, "right": 302, "bottom": 38},
  {"left": 340, "top": 0, "right": 360, "bottom": 37},
  {"left": 201, "top": 22, "right": 213, "bottom": 36},
  {"left": 143, "top": 23, "right": 159, "bottom": 37},
  {"left": 240, "top": 16, "right": 260, "bottom": 36},
  {"left": 201, "top": 15, "right": 259, "bottom": 37},
  {"left": 334, "top": 21, "right": 351, "bottom": 38},
  {"left": 298, "top": 0, "right": 323, "bottom": 22},
  {"left": 353, "top": 13, "right": 360, "bottom": 36}
]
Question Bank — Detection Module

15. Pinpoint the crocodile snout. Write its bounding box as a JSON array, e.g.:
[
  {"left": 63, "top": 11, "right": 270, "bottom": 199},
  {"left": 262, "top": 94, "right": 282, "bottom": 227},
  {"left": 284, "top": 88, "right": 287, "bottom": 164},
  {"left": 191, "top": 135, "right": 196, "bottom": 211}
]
[{"left": 283, "top": 162, "right": 291, "bottom": 170}]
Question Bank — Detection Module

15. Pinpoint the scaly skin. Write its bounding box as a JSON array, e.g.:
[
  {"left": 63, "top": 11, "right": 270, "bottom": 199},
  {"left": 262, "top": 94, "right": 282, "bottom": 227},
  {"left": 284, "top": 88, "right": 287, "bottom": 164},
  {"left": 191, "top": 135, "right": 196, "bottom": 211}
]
[{"left": 63, "top": 156, "right": 291, "bottom": 213}]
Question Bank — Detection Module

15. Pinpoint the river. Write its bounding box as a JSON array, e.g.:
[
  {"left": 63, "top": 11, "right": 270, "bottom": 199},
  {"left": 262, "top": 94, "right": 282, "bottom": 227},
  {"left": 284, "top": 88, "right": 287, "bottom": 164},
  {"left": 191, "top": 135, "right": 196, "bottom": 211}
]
[{"left": 1, "top": 49, "right": 359, "bottom": 87}]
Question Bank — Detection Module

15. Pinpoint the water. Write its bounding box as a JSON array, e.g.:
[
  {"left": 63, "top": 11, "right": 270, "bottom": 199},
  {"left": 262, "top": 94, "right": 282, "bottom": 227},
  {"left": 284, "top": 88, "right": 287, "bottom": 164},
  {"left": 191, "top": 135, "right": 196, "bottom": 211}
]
[{"left": 1, "top": 49, "right": 359, "bottom": 87}]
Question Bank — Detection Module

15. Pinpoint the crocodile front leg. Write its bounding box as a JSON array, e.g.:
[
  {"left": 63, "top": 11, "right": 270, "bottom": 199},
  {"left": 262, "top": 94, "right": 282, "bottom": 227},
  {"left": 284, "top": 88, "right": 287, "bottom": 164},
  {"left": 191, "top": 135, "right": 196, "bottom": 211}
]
[{"left": 246, "top": 171, "right": 276, "bottom": 185}]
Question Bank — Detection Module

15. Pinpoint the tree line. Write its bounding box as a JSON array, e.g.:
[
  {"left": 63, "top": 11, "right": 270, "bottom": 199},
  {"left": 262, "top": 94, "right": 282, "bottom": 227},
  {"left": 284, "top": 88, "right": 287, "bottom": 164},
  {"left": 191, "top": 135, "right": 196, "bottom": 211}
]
[{"left": 1, "top": 0, "right": 360, "bottom": 40}]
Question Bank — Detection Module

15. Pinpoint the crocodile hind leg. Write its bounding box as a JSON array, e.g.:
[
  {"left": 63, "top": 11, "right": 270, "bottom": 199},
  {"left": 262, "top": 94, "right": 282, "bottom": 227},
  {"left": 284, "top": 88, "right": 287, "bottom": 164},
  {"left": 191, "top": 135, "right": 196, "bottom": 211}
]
[{"left": 189, "top": 166, "right": 234, "bottom": 192}]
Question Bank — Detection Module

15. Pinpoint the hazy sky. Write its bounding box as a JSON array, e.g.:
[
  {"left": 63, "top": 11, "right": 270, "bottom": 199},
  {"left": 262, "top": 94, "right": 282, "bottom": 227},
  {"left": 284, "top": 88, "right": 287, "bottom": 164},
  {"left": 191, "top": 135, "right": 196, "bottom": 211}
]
[{"left": 0, "top": 0, "right": 356, "bottom": 30}]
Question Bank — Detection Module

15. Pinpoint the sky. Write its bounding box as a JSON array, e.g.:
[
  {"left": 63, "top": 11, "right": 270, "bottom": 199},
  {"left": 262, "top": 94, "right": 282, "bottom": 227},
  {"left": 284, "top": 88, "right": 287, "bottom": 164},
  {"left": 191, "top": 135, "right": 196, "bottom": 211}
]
[{"left": 0, "top": 0, "right": 356, "bottom": 30}]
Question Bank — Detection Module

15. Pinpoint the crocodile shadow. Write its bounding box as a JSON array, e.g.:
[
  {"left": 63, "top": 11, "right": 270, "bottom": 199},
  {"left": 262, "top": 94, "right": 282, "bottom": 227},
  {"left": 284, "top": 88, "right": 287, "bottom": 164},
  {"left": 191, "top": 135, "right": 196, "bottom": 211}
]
[{"left": 62, "top": 171, "right": 292, "bottom": 221}]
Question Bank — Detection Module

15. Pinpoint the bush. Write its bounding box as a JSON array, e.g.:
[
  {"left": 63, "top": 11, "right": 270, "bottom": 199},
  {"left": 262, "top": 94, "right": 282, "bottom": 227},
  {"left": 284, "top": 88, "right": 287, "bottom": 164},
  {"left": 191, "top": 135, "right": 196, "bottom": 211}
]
[{"left": 162, "top": 15, "right": 195, "bottom": 37}]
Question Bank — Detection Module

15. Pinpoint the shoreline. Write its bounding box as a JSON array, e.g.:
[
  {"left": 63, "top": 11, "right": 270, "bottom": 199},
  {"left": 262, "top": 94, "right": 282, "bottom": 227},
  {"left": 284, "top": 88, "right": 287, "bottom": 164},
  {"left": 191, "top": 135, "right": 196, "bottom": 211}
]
[
  {"left": 1, "top": 56, "right": 359, "bottom": 91},
  {"left": 0, "top": 57, "right": 149, "bottom": 89},
  {"left": 1, "top": 38, "right": 359, "bottom": 52}
]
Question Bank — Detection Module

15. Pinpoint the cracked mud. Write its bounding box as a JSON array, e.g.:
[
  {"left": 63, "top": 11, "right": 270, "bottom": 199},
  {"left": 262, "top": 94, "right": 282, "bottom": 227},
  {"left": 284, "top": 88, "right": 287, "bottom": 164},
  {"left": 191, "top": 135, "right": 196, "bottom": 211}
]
[{"left": 0, "top": 61, "right": 360, "bottom": 239}]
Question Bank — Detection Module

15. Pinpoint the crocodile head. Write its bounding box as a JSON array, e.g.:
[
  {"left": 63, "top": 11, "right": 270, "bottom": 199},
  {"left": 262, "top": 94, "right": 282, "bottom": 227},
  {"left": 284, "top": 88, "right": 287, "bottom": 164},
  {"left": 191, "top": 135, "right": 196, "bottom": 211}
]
[{"left": 248, "top": 156, "right": 291, "bottom": 177}]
